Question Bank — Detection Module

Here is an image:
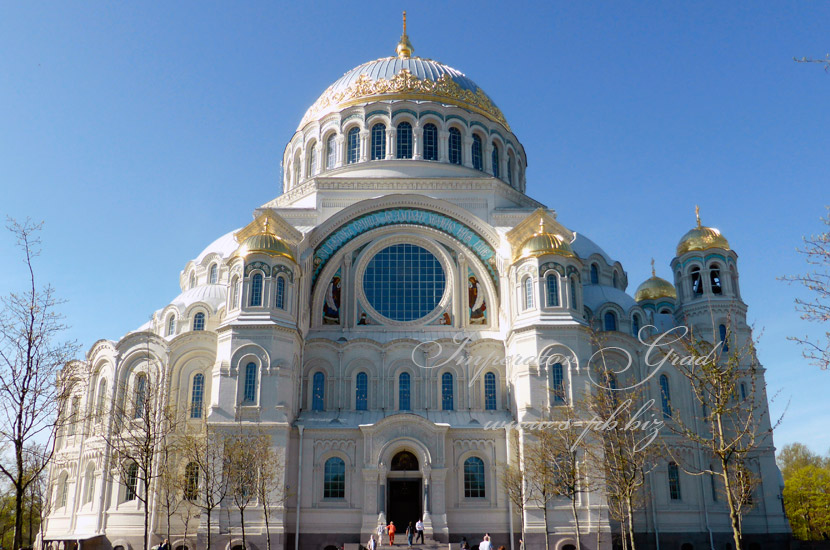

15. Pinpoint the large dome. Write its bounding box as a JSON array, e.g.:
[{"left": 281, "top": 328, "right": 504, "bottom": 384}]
[{"left": 299, "top": 55, "right": 509, "bottom": 130}]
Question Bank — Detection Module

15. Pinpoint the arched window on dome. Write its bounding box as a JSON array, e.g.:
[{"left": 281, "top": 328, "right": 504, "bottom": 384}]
[
  {"left": 307, "top": 142, "right": 318, "bottom": 177},
  {"left": 472, "top": 134, "right": 483, "bottom": 170},
  {"left": 193, "top": 312, "right": 205, "bottom": 331},
  {"left": 312, "top": 372, "right": 325, "bottom": 411},
  {"left": 463, "top": 457, "right": 486, "bottom": 498},
  {"left": 371, "top": 123, "right": 386, "bottom": 160},
  {"left": 243, "top": 362, "right": 257, "bottom": 403},
  {"left": 423, "top": 123, "right": 438, "bottom": 161},
  {"left": 441, "top": 372, "right": 454, "bottom": 410},
  {"left": 189, "top": 271, "right": 197, "bottom": 289},
  {"left": 326, "top": 134, "right": 337, "bottom": 170},
  {"left": 275, "top": 276, "right": 286, "bottom": 310},
  {"left": 293, "top": 155, "right": 301, "bottom": 185},
  {"left": 190, "top": 374, "right": 204, "bottom": 419},
  {"left": 231, "top": 276, "right": 240, "bottom": 309},
  {"left": 612, "top": 271, "right": 619, "bottom": 289},
  {"left": 448, "top": 127, "right": 462, "bottom": 165},
  {"left": 659, "top": 374, "right": 672, "bottom": 418},
  {"left": 355, "top": 372, "right": 368, "bottom": 411},
  {"left": 399, "top": 372, "right": 411, "bottom": 411},
  {"left": 507, "top": 154, "right": 514, "bottom": 186},
  {"left": 604, "top": 311, "right": 617, "bottom": 332},
  {"left": 710, "top": 264, "right": 722, "bottom": 295},
  {"left": 690, "top": 266, "right": 703, "bottom": 296},
  {"left": 632, "top": 313, "right": 641, "bottom": 338},
  {"left": 523, "top": 276, "right": 534, "bottom": 310},
  {"left": 250, "top": 273, "right": 263, "bottom": 307},
  {"left": 347, "top": 127, "right": 360, "bottom": 164},
  {"left": 484, "top": 372, "right": 497, "bottom": 410},
  {"left": 396, "top": 122, "right": 413, "bottom": 159},
  {"left": 491, "top": 144, "right": 500, "bottom": 178},
  {"left": 545, "top": 273, "right": 559, "bottom": 307},
  {"left": 719, "top": 323, "right": 729, "bottom": 352},
  {"left": 590, "top": 264, "right": 599, "bottom": 284},
  {"left": 209, "top": 264, "right": 218, "bottom": 285},
  {"left": 166, "top": 315, "right": 176, "bottom": 337}
]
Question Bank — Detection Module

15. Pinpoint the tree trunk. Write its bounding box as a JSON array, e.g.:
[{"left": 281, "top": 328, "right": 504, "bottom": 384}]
[
  {"left": 206, "top": 508, "right": 212, "bottom": 550},
  {"left": 542, "top": 501, "right": 550, "bottom": 550},
  {"left": 14, "top": 445, "right": 25, "bottom": 550},
  {"left": 264, "top": 503, "right": 272, "bottom": 550},
  {"left": 571, "top": 499, "right": 582, "bottom": 550},
  {"left": 240, "top": 506, "right": 247, "bottom": 550},
  {"left": 720, "top": 459, "right": 742, "bottom": 550},
  {"left": 626, "top": 495, "right": 637, "bottom": 550}
]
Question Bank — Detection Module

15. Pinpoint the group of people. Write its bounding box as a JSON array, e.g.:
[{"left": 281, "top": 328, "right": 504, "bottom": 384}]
[
  {"left": 368, "top": 519, "right": 425, "bottom": 548},
  {"left": 459, "top": 534, "right": 504, "bottom": 550}
]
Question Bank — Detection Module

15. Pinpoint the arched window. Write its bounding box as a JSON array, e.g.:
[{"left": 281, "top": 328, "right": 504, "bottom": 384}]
[
  {"left": 448, "top": 127, "right": 462, "bottom": 165},
  {"left": 740, "top": 382, "right": 747, "bottom": 401},
  {"left": 189, "top": 272, "right": 197, "bottom": 289},
  {"left": 396, "top": 122, "right": 413, "bottom": 159},
  {"left": 184, "top": 462, "right": 199, "bottom": 501},
  {"left": 668, "top": 462, "right": 681, "bottom": 500},
  {"left": 463, "top": 457, "right": 486, "bottom": 498},
  {"left": 355, "top": 372, "right": 368, "bottom": 411},
  {"left": 472, "top": 134, "right": 483, "bottom": 170},
  {"left": 507, "top": 155, "right": 514, "bottom": 186},
  {"left": 125, "top": 462, "right": 139, "bottom": 501},
  {"left": 243, "top": 363, "right": 257, "bottom": 403},
  {"left": 659, "top": 374, "right": 672, "bottom": 418},
  {"left": 551, "top": 362, "right": 565, "bottom": 404},
  {"left": 293, "top": 156, "right": 300, "bottom": 185},
  {"left": 326, "top": 134, "right": 337, "bottom": 169},
  {"left": 166, "top": 315, "right": 176, "bottom": 336},
  {"left": 491, "top": 144, "right": 500, "bottom": 177},
  {"left": 605, "top": 371, "right": 619, "bottom": 404},
  {"left": 347, "top": 127, "right": 360, "bottom": 164},
  {"left": 58, "top": 473, "right": 69, "bottom": 508},
  {"left": 632, "top": 314, "right": 641, "bottom": 338},
  {"left": 484, "top": 372, "right": 497, "bottom": 410},
  {"left": 604, "top": 311, "right": 617, "bottom": 331},
  {"left": 231, "top": 276, "right": 240, "bottom": 308},
  {"left": 249, "top": 273, "right": 263, "bottom": 306},
  {"left": 312, "top": 372, "right": 325, "bottom": 411},
  {"left": 710, "top": 265, "right": 722, "bottom": 295},
  {"left": 307, "top": 143, "right": 318, "bottom": 177},
  {"left": 371, "top": 123, "right": 386, "bottom": 160},
  {"left": 193, "top": 312, "right": 205, "bottom": 331},
  {"left": 423, "top": 123, "right": 438, "bottom": 161},
  {"left": 84, "top": 463, "right": 96, "bottom": 504},
  {"left": 399, "top": 372, "right": 411, "bottom": 411},
  {"left": 190, "top": 374, "right": 204, "bottom": 419},
  {"left": 441, "top": 372, "right": 454, "bottom": 410},
  {"left": 134, "top": 375, "right": 147, "bottom": 419},
  {"left": 590, "top": 264, "right": 599, "bottom": 284},
  {"left": 719, "top": 324, "right": 729, "bottom": 352},
  {"left": 545, "top": 273, "right": 559, "bottom": 307},
  {"left": 96, "top": 378, "right": 107, "bottom": 418},
  {"left": 612, "top": 271, "right": 619, "bottom": 289},
  {"left": 570, "top": 277, "right": 578, "bottom": 309},
  {"left": 68, "top": 396, "right": 79, "bottom": 436},
  {"left": 209, "top": 264, "right": 218, "bottom": 285},
  {"left": 275, "top": 276, "right": 286, "bottom": 309},
  {"left": 691, "top": 266, "right": 703, "bottom": 296},
  {"left": 323, "top": 457, "right": 345, "bottom": 499},
  {"left": 523, "top": 276, "right": 534, "bottom": 310}
]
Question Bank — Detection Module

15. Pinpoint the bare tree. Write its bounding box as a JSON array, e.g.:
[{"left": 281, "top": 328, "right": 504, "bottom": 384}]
[
  {"left": 781, "top": 206, "right": 830, "bottom": 370},
  {"left": 158, "top": 441, "right": 184, "bottom": 545},
  {"left": 499, "top": 429, "right": 526, "bottom": 550},
  {"left": 94, "top": 351, "right": 179, "bottom": 550},
  {"left": 794, "top": 54, "right": 830, "bottom": 72},
  {"left": 665, "top": 322, "right": 776, "bottom": 550},
  {"left": 180, "top": 421, "right": 228, "bottom": 550},
  {"left": 224, "top": 427, "right": 260, "bottom": 550},
  {"left": 251, "top": 430, "right": 288, "bottom": 550},
  {"left": 0, "top": 218, "right": 80, "bottom": 550}
]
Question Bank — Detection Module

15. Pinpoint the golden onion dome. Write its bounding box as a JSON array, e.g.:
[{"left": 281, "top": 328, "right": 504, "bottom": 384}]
[
  {"left": 515, "top": 219, "right": 575, "bottom": 262},
  {"left": 634, "top": 260, "right": 677, "bottom": 302},
  {"left": 234, "top": 220, "right": 295, "bottom": 262},
  {"left": 676, "top": 205, "right": 730, "bottom": 256}
]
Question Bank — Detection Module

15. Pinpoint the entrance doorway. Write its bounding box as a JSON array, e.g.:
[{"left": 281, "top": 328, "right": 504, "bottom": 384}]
[{"left": 387, "top": 478, "right": 422, "bottom": 531}]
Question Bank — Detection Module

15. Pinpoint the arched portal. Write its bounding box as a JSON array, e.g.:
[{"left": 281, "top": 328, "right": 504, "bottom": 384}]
[{"left": 387, "top": 450, "right": 423, "bottom": 531}]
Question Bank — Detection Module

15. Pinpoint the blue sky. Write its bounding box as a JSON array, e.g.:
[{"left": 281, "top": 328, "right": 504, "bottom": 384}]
[{"left": 1, "top": 1, "right": 828, "bottom": 453}]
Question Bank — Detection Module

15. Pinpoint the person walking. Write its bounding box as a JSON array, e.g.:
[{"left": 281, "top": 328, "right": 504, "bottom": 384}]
[
  {"left": 159, "top": 540, "right": 170, "bottom": 550},
  {"left": 479, "top": 535, "right": 491, "bottom": 550},
  {"left": 387, "top": 522, "right": 397, "bottom": 545},
  {"left": 415, "top": 519, "right": 424, "bottom": 544},
  {"left": 368, "top": 535, "right": 377, "bottom": 550},
  {"left": 377, "top": 524, "right": 386, "bottom": 546},
  {"left": 460, "top": 537, "right": 469, "bottom": 550},
  {"left": 406, "top": 522, "right": 414, "bottom": 547}
]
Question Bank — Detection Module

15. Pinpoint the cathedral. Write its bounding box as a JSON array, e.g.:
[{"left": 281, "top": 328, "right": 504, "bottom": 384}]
[{"left": 42, "top": 19, "right": 791, "bottom": 550}]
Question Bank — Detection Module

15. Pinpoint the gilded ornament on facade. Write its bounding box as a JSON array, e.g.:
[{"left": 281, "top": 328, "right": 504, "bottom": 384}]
[{"left": 300, "top": 66, "right": 511, "bottom": 131}]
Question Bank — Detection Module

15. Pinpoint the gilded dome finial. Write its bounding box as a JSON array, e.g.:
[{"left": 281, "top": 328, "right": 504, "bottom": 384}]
[
  {"left": 651, "top": 257, "right": 656, "bottom": 277},
  {"left": 396, "top": 11, "right": 414, "bottom": 58},
  {"left": 538, "top": 217, "right": 546, "bottom": 234},
  {"left": 263, "top": 217, "right": 271, "bottom": 234},
  {"left": 695, "top": 204, "right": 701, "bottom": 229}
]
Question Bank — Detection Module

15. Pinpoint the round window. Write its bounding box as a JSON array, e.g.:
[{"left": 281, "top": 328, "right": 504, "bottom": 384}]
[{"left": 363, "top": 243, "right": 446, "bottom": 322}]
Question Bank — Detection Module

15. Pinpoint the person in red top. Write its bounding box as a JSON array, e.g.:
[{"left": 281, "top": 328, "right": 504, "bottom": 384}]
[{"left": 387, "top": 522, "right": 397, "bottom": 545}]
